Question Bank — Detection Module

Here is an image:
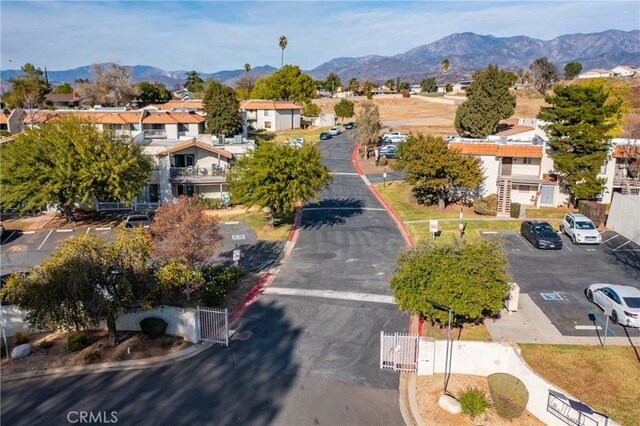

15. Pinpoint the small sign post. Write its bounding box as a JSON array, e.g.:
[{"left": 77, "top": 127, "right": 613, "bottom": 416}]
[
  {"left": 603, "top": 307, "right": 611, "bottom": 348},
  {"left": 383, "top": 172, "right": 387, "bottom": 188},
  {"left": 429, "top": 220, "right": 438, "bottom": 241}
]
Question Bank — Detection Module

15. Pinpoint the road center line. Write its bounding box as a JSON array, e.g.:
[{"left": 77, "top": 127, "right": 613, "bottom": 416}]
[
  {"left": 264, "top": 287, "right": 395, "bottom": 304},
  {"left": 37, "top": 230, "right": 53, "bottom": 250}
]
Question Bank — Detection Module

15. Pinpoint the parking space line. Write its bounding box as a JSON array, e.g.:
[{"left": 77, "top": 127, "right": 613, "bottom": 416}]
[
  {"left": 601, "top": 234, "right": 622, "bottom": 244},
  {"left": 84, "top": 227, "right": 91, "bottom": 238},
  {"left": 56, "top": 229, "right": 73, "bottom": 233},
  {"left": 37, "top": 230, "right": 53, "bottom": 250},
  {"left": 22, "top": 231, "right": 36, "bottom": 234},
  {"left": 611, "top": 240, "right": 631, "bottom": 251},
  {"left": 223, "top": 221, "right": 239, "bottom": 225},
  {"left": 515, "top": 233, "right": 534, "bottom": 251},
  {"left": 1, "top": 230, "right": 17, "bottom": 243},
  {"left": 95, "top": 227, "right": 112, "bottom": 231}
]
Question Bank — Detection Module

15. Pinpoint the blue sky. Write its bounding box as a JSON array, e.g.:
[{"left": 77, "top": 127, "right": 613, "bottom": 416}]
[{"left": 1, "top": 1, "right": 638, "bottom": 72}]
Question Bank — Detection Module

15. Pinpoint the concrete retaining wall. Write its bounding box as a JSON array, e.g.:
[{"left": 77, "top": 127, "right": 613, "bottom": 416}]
[
  {"left": 418, "top": 339, "right": 615, "bottom": 425},
  {"left": 606, "top": 193, "right": 640, "bottom": 245},
  {"left": 1, "top": 305, "right": 199, "bottom": 343}
]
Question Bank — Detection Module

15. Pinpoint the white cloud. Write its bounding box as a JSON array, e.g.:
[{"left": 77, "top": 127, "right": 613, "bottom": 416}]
[{"left": 1, "top": 1, "right": 637, "bottom": 72}]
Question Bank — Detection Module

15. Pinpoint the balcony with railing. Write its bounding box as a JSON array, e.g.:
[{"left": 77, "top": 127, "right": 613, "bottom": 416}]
[
  {"left": 169, "top": 166, "right": 227, "bottom": 183},
  {"left": 143, "top": 129, "right": 167, "bottom": 138}
]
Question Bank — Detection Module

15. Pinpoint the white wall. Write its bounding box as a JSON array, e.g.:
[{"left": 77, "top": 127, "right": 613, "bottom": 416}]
[
  {"left": 511, "top": 159, "right": 540, "bottom": 176},
  {"left": 511, "top": 184, "right": 537, "bottom": 205},
  {"left": 606, "top": 193, "right": 640, "bottom": 244},
  {"left": 479, "top": 155, "right": 499, "bottom": 196},
  {"left": 1, "top": 305, "right": 199, "bottom": 343},
  {"left": 418, "top": 340, "right": 616, "bottom": 426},
  {"left": 158, "top": 156, "right": 172, "bottom": 204}
]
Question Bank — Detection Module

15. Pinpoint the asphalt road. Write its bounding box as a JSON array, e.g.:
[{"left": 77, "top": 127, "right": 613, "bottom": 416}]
[
  {"left": 501, "top": 229, "right": 640, "bottom": 338},
  {"left": 2, "top": 130, "right": 410, "bottom": 425}
]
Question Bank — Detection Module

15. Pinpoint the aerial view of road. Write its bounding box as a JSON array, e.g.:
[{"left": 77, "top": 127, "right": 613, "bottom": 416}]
[{"left": 2, "top": 130, "right": 411, "bottom": 425}]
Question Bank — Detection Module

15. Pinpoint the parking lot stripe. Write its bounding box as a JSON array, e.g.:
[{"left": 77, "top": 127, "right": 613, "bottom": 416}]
[
  {"left": 37, "top": 230, "right": 53, "bottom": 250},
  {"left": 515, "top": 233, "right": 534, "bottom": 251},
  {"left": 601, "top": 234, "right": 622, "bottom": 244},
  {"left": 223, "top": 221, "right": 240, "bottom": 225},
  {"left": 611, "top": 240, "right": 631, "bottom": 251},
  {"left": 575, "top": 325, "right": 602, "bottom": 330},
  {"left": 2, "top": 230, "right": 17, "bottom": 243},
  {"left": 56, "top": 229, "right": 73, "bottom": 233},
  {"left": 84, "top": 227, "right": 91, "bottom": 238},
  {"left": 95, "top": 227, "right": 111, "bottom": 231},
  {"left": 22, "top": 231, "right": 36, "bottom": 234}
]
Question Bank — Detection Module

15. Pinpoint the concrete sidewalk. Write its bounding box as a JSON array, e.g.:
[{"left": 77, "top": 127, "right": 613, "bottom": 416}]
[{"left": 487, "top": 294, "right": 640, "bottom": 346}]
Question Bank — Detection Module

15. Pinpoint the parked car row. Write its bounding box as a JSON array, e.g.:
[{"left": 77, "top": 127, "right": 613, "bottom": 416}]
[{"left": 519, "top": 214, "right": 602, "bottom": 250}]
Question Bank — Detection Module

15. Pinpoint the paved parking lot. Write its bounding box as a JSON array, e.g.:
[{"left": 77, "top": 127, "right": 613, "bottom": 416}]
[
  {"left": 1, "top": 222, "right": 283, "bottom": 278},
  {"left": 495, "top": 229, "right": 640, "bottom": 338}
]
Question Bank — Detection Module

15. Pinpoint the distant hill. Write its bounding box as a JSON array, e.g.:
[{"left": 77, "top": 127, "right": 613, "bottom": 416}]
[{"left": 1, "top": 29, "right": 638, "bottom": 89}]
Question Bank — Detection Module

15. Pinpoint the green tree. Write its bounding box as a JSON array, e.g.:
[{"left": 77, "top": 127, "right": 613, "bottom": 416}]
[
  {"left": 334, "top": 98, "right": 355, "bottom": 122},
  {"left": 401, "top": 134, "right": 483, "bottom": 210},
  {"left": 279, "top": 35, "right": 288, "bottom": 68},
  {"left": 184, "top": 70, "right": 204, "bottom": 93},
  {"left": 228, "top": 142, "right": 332, "bottom": 226},
  {"left": 244, "top": 63, "right": 251, "bottom": 73},
  {"left": 250, "top": 65, "right": 316, "bottom": 104},
  {"left": 564, "top": 61, "right": 583, "bottom": 79},
  {"left": 348, "top": 78, "right": 360, "bottom": 94},
  {"left": 538, "top": 84, "right": 622, "bottom": 200},
  {"left": 385, "top": 79, "right": 396, "bottom": 92},
  {"left": 355, "top": 101, "right": 381, "bottom": 158},
  {"left": 302, "top": 101, "right": 321, "bottom": 117},
  {"left": 454, "top": 64, "right": 517, "bottom": 138},
  {"left": 0, "top": 228, "right": 155, "bottom": 347},
  {"left": 420, "top": 77, "right": 437, "bottom": 93},
  {"left": 203, "top": 80, "right": 244, "bottom": 136},
  {"left": 3, "top": 62, "right": 51, "bottom": 111},
  {"left": 390, "top": 238, "right": 510, "bottom": 325},
  {"left": 530, "top": 57, "right": 560, "bottom": 95},
  {"left": 361, "top": 80, "right": 374, "bottom": 99},
  {"left": 52, "top": 83, "right": 74, "bottom": 94},
  {"left": 0, "top": 117, "right": 152, "bottom": 221},
  {"left": 399, "top": 81, "right": 410, "bottom": 90},
  {"left": 441, "top": 58, "right": 450, "bottom": 84},
  {"left": 325, "top": 72, "right": 342, "bottom": 93},
  {"left": 137, "top": 81, "right": 172, "bottom": 105}
]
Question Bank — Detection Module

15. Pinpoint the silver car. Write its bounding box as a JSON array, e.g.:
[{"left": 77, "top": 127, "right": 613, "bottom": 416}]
[{"left": 587, "top": 284, "right": 640, "bottom": 327}]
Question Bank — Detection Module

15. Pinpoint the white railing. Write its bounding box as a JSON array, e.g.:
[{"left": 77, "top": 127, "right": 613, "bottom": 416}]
[
  {"left": 170, "top": 167, "right": 226, "bottom": 179},
  {"left": 95, "top": 200, "right": 159, "bottom": 212},
  {"left": 143, "top": 129, "right": 167, "bottom": 138},
  {"left": 380, "top": 332, "right": 419, "bottom": 372},
  {"left": 197, "top": 306, "right": 229, "bottom": 346}
]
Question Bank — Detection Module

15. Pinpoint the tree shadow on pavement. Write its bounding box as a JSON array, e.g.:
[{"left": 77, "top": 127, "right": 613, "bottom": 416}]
[
  {"left": 218, "top": 240, "right": 285, "bottom": 274},
  {"left": 2, "top": 300, "right": 301, "bottom": 426},
  {"left": 302, "top": 198, "right": 365, "bottom": 230},
  {"left": 609, "top": 249, "right": 640, "bottom": 282}
]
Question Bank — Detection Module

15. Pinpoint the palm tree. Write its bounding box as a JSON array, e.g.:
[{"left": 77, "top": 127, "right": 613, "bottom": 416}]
[
  {"left": 441, "top": 58, "right": 450, "bottom": 85},
  {"left": 244, "top": 63, "right": 251, "bottom": 73},
  {"left": 279, "top": 35, "right": 288, "bottom": 68}
]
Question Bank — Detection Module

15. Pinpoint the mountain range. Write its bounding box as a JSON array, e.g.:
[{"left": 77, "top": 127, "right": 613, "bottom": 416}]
[{"left": 1, "top": 29, "right": 638, "bottom": 88}]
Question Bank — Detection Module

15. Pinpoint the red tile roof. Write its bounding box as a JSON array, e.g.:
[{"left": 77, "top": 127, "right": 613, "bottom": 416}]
[
  {"left": 449, "top": 142, "right": 543, "bottom": 158},
  {"left": 612, "top": 145, "right": 640, "bottom": 158},
  {"left": 151, "top": 99, "right": 204, "bottom": 110},
  {"left": 156, "top": 140, "right": 233, "bottom": 159},
  {"left": 240, "top": 100, "right": 300, "bottom": 110},
  {"left": 142, "top": 111, "right": 204, "bottom": 124}
]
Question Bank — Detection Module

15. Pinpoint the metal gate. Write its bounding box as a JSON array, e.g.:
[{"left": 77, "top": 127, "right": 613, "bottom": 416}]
[
  {"left": 197, "top": 306, "right": 229, "bottom": 346},
  {"left": 380, "top": 332, "right": 419, "bottom": 372}
]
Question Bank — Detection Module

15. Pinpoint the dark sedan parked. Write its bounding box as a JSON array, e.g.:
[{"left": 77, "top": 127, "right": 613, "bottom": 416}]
[
  {"left": 520, "top": 221, "right": 563, "bottom": 250},
  {"left": 319, "top": 132, "right": 332, "bottom": 140}
]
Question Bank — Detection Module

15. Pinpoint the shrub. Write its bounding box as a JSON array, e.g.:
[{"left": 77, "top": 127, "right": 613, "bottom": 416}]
[
  {"left": 14, "top": 331, "right": 30, "bottom": 345},
  {"left": 198, "top": 197, "right": 225, "bottom": 210},
  {"left": 458, "top": 387, "right": 490, "bottom": 419},
  {"left": 488, "top": 373, "right": 529, "bottom": 420},
  {"left": 510, "top": 202, "right": 521, "bottom": 218},
  {"left": 387, "top": 159, "right": 401, "bottom": 170},
  {"left": 202, "top": 283, "right": 227, "bottom": 307},
  {"left": 38, "top": 340, "right": 54, "bottom": 350},
  {"left": 140, "top": 317, "right": 168, "bottom": 338},
  {"left": 67, "top": 332, "right": 88, "bottom": 352},
  {"left": 579, "top": 200, "right": 606, "bottom": 227},
  {"left": 200, "top": 265, "right": 244, "bottom": 307},
  {"left": 377, "top": 156, "right": 388, "bottom": 167},
  {"left": 473, "top": 194, "right": 498, "bottom": 216},
  {"left": 81, "top": 349, "right": 100, "bottom": 362},
  {"left": 160, "top": 337, "right": 176, "bottom": 349}
]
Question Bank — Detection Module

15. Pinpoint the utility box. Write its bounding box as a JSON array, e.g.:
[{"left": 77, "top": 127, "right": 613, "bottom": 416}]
[{"left": 505, "top": 282, "right": 520, "bottom": 312}]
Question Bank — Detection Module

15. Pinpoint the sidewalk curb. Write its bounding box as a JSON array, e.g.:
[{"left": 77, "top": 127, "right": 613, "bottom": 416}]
[
  {"left": 229, "top": 204, "right": 303, "bottom": 329},
  {"left": 1, "top": 342, "right": 213, "bottom": 383}
]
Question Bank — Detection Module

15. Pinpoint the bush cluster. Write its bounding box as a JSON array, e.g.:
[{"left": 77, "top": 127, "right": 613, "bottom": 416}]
[
  {"left": 473, "top": 194, "right": 498, "bottom": 216},
  {"left": 578, "top": 200, "right": 606, "bottom": 227},
  {"left": 201, "top": 265, "right": 244, "bottom": 307},
  {"left": 488, "top": 373, "right": 529, "bottom": 420},
  {"left": 67, "top": 332, "right": 88, "bottom": 352},
  {"left": 510, "top": 202, "right": 521, "bottom": 218},
  {"left": 81, "top": 349, "right": 100, "bottom": 362},
  {"left": 198, "top": 197, "right": 226, "bottom": 210},
  {"left": 458, "top": 387, "right": 490, "bottom": 419},
  {"left": 15, "top": 331, "right": 30, "bottom": 345}
]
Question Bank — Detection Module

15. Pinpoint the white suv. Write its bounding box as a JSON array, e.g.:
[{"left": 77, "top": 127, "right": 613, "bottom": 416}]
[{"left": 561, "top": 213, "right": 601, "bottom": 245}]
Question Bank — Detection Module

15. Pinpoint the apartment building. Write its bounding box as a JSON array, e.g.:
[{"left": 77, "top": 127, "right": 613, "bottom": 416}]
[
  {"left": 240, "top": 100, "right": 301, "bottom": 131},
  {"left": 598, "top": 139, "right": 640, "bottom": 204}
]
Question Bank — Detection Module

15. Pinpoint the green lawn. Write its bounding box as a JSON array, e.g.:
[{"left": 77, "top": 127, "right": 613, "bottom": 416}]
[
  {"left": 525, "top": 206, "right": 577, "bottom": 219},
  {"left": 520, "top": 344, "right": 640, "bottom": 426},
  {"left": 208, "top": 210, "right": 292, "bottom": 241}
]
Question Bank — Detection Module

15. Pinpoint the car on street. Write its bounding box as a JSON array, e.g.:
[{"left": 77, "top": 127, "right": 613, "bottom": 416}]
[
  {"left": 286, "top": 137, "right": 304, "bottom": 148},
  {"left": 329, "top": 127, "right": 341, "bottom": 136},
  {"left": 344, "top": 122, "right": 355, "bottom": 130},
  {"left": 377, "top": 144, "right": 398, "bottom": 159},
  {"left": 560, "top": 213, "right": 601, "bottom": 244},
  {"left": 319, "top": 132, "right": 332, "bottom": 140},
  {"left": 586, "top": 284, "right": 640, "bottom": 327},
  {"left": 125, "top": 214, "right": 151, "bottom": 228},
  {"left": 520, "top": 221, "right": 563, "bottom": 250}
]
